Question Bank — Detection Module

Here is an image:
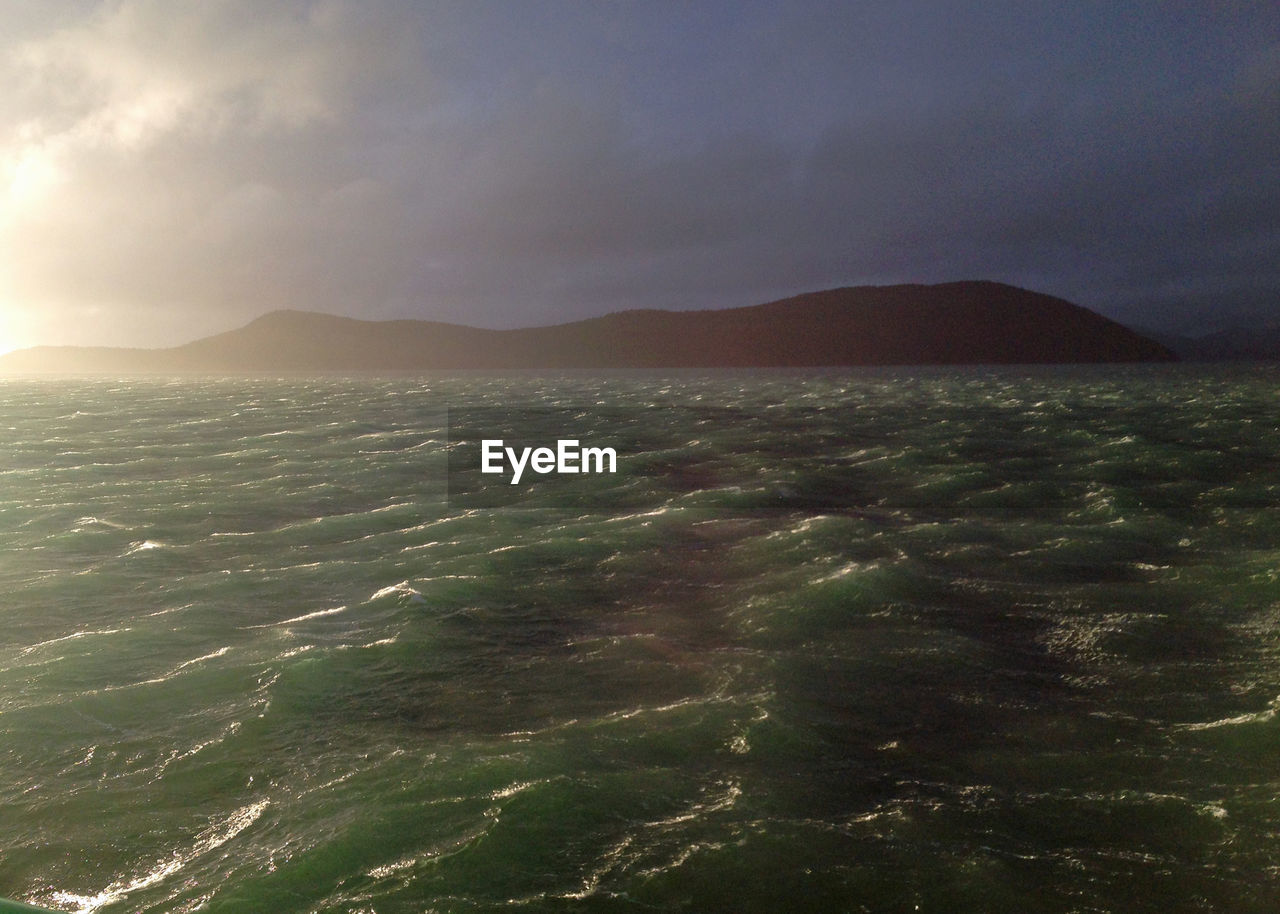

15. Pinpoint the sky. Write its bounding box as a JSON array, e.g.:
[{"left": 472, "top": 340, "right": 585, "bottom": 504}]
[{"left": 1, "top": 1, "right": 1277, "bottom": 352}]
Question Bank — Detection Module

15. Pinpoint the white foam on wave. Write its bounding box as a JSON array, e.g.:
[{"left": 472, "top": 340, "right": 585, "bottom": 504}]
[
  {"left": 119, "top": 646, "right": 235, "bottom": 690},
  {"left": 368, "top": 582, "right": 425, "bottom": 604},
  {"left": 601, "top": 507, "right": 673, "bottom": 524},
  {"left": 484, "top": 544, "right": 522, "bottom": 556},
  {"left": 488, "top": 779, "right": 544, "bottom": 801},
  {"left": 365, "top": 827, "right": 493, "bottom": 885},
  {"left": 1181, "top": 695, "right": 1280, "bottom": 731},
  {"left": 769, "top": 513, "right": 836, "bottom": 537},
  {"left": 812, "top": 559, "right": 881, "bottom": 583},
  {"left": 337, "top": 635, "right": 401, "bottom": 651},
  {"left": 634, "top": 839, "right": 728, "bottom": 880},
  {"left": 125, "top": 540, "right": 165, "bottom": 555},
  {"left": 71, "top": 515, "right": 129, "bottom": 531},
  {"left": 246, "top": 605, "right": 349, "bottom": 629},
  {"left": 604, "top": 695, "right": 708, "bottom": 723},
  {"left": 145, "top": 603, "right": 195, "bottom": 618},
  {"left": 559, "top": 779, "right": 742, "bottom": 898},
  {"left": 367, "top": 856, "right": 419, "bottom": 880},
  {"left": 174, "top": 646, "right": 231, "bottom": 670},
  {"left": 152, "top": 721, "right": 243, "bottom": 779},
  {"left": 52, "top": 799, "right": 269, "bottom": 913},
  {"left": 650, "top": 780, "right": 742, "bottom": 828},
  {"left": 274, "top": 645, "right": 314, "bottom": 660},
  {"left": 20, "top": 628, "right": 130, "bottom": 656},
  {"left": 559, "top": 835, "right": 636, "bottom": 900}
]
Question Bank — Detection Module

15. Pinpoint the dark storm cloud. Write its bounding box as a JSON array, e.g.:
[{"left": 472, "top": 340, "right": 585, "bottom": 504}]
[{"left": 2, "top": 1, "right": 1277, "bottom": 347}]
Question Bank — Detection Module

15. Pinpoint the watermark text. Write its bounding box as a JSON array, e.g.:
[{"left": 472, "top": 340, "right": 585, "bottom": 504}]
[{"left": 480, "top": 438, "right": 617, "bottom": 484}]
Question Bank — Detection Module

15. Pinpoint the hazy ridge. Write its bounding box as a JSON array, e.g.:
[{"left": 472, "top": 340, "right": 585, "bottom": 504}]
[{"left": 0, "top": 281, "right": 1174, "bottom": 373}]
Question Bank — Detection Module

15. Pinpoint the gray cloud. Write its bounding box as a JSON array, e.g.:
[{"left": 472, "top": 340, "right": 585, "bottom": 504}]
[{"left": 2, "top": 1, "right": 1277, "bottom": 348}]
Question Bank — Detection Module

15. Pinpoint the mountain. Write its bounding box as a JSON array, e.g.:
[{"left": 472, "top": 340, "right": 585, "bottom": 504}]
[
  {"left": 1134, "top": 325, "right": 1280, "bottom": 361},
  {"left": 0, "top": 281, "right": 1175, "bottom": 373}
]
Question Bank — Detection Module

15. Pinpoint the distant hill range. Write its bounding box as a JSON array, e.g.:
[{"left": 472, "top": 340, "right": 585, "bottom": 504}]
[
  {"left": 1134, "top": 325, "right": 1280, "bottom": 362},
  {"left": 0, "top": 281, "right": 1175, "bottom": 373}
]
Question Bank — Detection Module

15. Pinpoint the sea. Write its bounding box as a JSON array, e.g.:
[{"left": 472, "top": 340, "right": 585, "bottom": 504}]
[{"left": 2, "top": 366, "right": 1279, "bottom": 913}]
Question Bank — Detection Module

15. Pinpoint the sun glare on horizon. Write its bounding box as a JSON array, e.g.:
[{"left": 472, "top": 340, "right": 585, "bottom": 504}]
[
  {"left": 3, "top": 143, "right": 61, "bottom": 358},
  {"left": 0, "top": 317, "right": 20, "bottom": 355}
]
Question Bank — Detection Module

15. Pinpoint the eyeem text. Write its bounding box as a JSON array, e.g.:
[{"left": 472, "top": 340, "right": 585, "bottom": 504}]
[{"left": 481, "top": 439, "right": 617, "bottom": 484}]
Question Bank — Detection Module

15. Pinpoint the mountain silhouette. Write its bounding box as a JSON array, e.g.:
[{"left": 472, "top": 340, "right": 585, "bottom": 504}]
[
  {"left": 0, "top": 281, "right": 1174, "bottom": 372},
  {"left": 1131, "top": 324, "right": 1280, "bottom": 361}
]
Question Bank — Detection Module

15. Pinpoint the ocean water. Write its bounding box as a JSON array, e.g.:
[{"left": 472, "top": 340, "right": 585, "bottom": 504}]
[{"left": 2, "top": 366, "right": 1280, "bottom": 913}]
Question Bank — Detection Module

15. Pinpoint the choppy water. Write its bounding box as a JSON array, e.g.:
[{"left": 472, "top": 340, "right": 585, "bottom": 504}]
[{"left": 2, "top": 367, "right": 1280, "bottom": 913}]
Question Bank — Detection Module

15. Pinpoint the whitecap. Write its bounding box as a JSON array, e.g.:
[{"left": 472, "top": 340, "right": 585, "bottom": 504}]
[
  {"left": 52, "top": 799, "right": 268, "bottom": 913},
  {"left": 73, "top": 516, "right": 128, "bottom": 531},
  {"left": 488, "top": 779, "right": 544, "bottom": 801},
  {"left": 20, "top": 628, "right": 130, "bottom": 656},
  {"left": 649, "top": 780, "right": 741, "bottom": 828},
  {"left": 125, "top": 540, "right": 165, "bottom": 555},
  {"left": 368, "top": 582, "right": 425, "bottom": 604},
  {"left": 246, "top": 605, "right": 349, "bottom": 628},
  {"left": 1181, "top": 697, "right": 1280, "bottom": 731},
  {"left": 173, "top": 646, "right": 231, "bottom": 670}
]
